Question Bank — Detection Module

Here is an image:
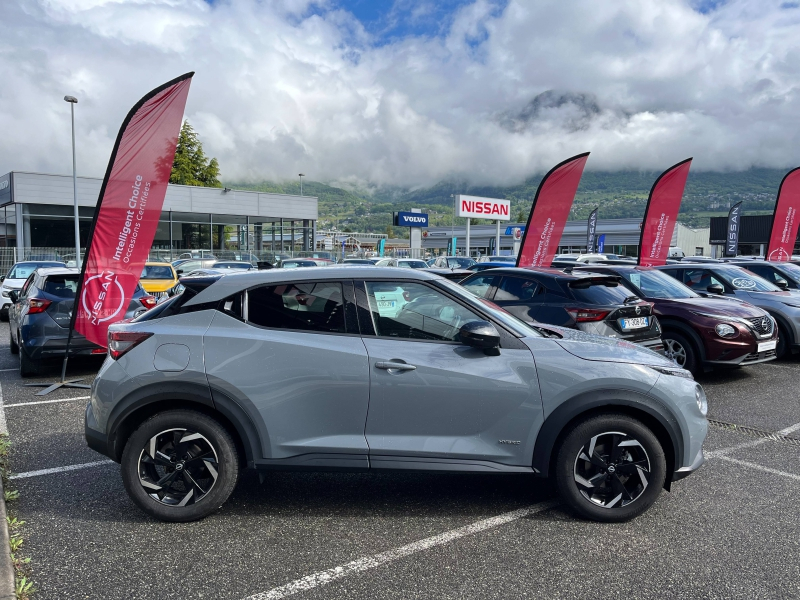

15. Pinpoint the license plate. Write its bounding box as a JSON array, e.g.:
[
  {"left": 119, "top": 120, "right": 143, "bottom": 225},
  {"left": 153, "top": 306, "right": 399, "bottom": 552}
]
[
  {"left": 758, "top": 340, "right": 777, "bottom": 352},
  {"left": 619, "top": 317, "right": 649, "bottom": 330},
  {"left": 378, "top": 300, "right": 396, "bottom": 308}
]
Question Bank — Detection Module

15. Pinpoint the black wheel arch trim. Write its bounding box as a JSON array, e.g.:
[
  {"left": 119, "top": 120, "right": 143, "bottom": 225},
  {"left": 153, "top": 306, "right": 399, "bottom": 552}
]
[
  {"left": 765, "top": 310, "right": 794, "bottom": 346},
  {"left": 531, "top": 388, "right": 684, "bottom": 487},
  {"left": 659, "top": 319, "right": 707, "bottom": 362}
]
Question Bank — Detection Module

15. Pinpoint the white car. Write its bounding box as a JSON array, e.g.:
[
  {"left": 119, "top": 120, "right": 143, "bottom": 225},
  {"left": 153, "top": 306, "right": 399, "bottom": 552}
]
[
  {"left": 397, "top": 259, "right": 429, "bottom": 269},
  {"left": 0, "top": 261, "right": 65, "bottom": 321}
]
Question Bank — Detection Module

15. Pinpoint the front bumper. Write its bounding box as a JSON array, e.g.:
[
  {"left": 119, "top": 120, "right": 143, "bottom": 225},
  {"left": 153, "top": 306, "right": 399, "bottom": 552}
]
[{"left": 673, "top": 447, "right": 705, "bottom": 482}]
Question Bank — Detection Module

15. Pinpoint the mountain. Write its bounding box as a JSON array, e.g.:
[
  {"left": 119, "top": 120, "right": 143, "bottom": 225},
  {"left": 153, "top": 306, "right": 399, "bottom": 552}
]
[{"left": 227, "top": 168, "right": 788, "bottom": 234}]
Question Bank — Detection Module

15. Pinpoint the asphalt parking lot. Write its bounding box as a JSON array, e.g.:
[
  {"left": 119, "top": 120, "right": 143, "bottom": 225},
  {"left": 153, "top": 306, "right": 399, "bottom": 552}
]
[{"left": 1, "top": 321, "right": 799, "bottom": 600}]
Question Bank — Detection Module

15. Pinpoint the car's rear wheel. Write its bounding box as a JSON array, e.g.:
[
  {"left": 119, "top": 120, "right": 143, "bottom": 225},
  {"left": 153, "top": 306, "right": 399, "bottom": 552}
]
[
  {"left": 554, "top": 414, "right": 667, "bottom": 522},
  {"left": 662, "top": 331, "right": 698, "bottom": 374},
  {"left": 121, "top": 410, "right": 239, "bottom": 522},
  {"left": 9, "top": 329, "right": 18, "bottom": 355},
  {"left": 19, "top": 347, "right": 40, "bottom": 377}
]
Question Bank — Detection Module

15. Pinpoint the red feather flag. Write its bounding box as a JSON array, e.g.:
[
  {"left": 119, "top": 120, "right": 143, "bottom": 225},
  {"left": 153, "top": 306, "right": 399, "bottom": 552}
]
[
  {"left": 766, "top": 167, "right": 800, "bottom": 262},
  {"left": 516, "top": 153, "right": 590, "bottom": 268},
  {"left": 637, "top": 158, "right": 692, "bottom": 267},
  {"left": 74, "top": 73, "right": 193, "bottom": 346}
]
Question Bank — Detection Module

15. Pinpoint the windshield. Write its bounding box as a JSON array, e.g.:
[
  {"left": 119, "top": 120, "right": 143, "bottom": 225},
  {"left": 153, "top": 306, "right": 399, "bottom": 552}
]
[
  {"left": 447, "top": 257, "right": 476, "bottom": 268},
  {"left": 715, "top": 267, "right": 780, "bottom": 292},
  {"left": 42, "top": 275, "right": 79, "bottom": 298},
  {"left": 777, "top": 263, "right": 800, "bottom": 280},
  {"left": 141, "top": 265, "right": 174, "bottom": 279},
  {"left": 620, "top": 270, "right": 697, "bottom": 299},
  {"left": 399, "top": 260, "right": 428, "bottom": 269},
  {"left": 6, "top": 262, "right": 63, "bottom": 280},
  {"left": 435, "top": 278, "right": 542, "bottom": 338}
]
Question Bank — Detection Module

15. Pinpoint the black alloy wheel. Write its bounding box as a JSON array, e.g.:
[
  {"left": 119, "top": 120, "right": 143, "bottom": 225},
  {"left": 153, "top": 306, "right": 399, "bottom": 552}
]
[
  {"left": 775, "top": 323, "right": 789, "bottom": 359},
  {"left": 555, "top": 414, "right": 666, "bottom": 522},
  {"left": 121, "top": 410, "right": 239, "bottom": 522},
  {"left": 662, "top": 331, "right": 698, "bottom": 374}
]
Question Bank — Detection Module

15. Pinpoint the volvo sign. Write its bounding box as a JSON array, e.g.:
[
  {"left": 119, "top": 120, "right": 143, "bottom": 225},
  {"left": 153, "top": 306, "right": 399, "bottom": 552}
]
[{"left": 395, "top": 211, "right": 429, "bottom": 227}]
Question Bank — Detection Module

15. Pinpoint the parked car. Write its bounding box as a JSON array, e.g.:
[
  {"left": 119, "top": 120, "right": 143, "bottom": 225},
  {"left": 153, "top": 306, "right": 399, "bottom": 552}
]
[
  {"left": 86, "top": 266, "right": 706, "bottom": 522},
  {"left": 725, "top": 259, "right": 800, "bottom": 292},
  {"left": 397, "top": 259, "right": 429, "bottom": 269},
  {"left": 300, "top": 258, "right": 334, "bottom": 266},
  {"left": 478, "top": 255, "right": 516, "bottom": 263},
  {"left": 277, "top": 259, "right": 319, "bottom": 269},
  {"left": 139, "top": 262, "right": 180, "bottom": 300},
  {"left": 338, "top": 259, "right": 376, "bottom": 265},
  {"left": 0, "top": 261, "right": 65, "bottom": 321},
  {"left": 9, "top": 267, "right": 156, "bottom": 376},
  {"left": 575, "top": 266, "right": 778, "bottom": 373},
  {"left": 460, "top": 267, "right": 664, "bottom": 354},
  {"left": 431, "top": 256, "right": 477, "bottom": 269},
  {"left": 210, "top": 261, "right": 253, "bottom": 271},
  {"left": 374, "top": 258, "right": 398, "bottom": 267},
  {"left": 655, "top": 263, "right": 800, "bottom": 357},
  {"left": 426, "top": 268, "right": 474, "bottom": 282},
  {"left": 177, "top": 251, "right": 217, "bottom": 260}
]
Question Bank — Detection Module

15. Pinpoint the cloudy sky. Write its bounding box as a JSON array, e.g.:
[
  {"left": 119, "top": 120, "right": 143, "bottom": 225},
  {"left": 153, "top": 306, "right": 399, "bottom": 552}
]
[{"left": 3, "top": 0, "right": 799, "bottom": 187}]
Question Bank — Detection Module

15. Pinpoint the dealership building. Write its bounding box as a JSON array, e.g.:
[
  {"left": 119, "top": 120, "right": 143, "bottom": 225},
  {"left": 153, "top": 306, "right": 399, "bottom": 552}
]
[
  {"left": 0, "top": 171, "right": 318, "bottom": 259},
  {"left": 423, "top": 218, "right": 712, "bottom": 257}
]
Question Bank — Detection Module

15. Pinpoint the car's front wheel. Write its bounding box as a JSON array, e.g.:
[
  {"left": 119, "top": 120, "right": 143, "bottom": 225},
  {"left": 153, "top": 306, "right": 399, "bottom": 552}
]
[
  {"left": 662, "top": 331, "right": 698, "bottom": 374},
  {"left": 554, "top": 414, "right": 667, "bottom": 522},
  {"left": 121, "top": 410, "right": 239, "bottom": 522}
]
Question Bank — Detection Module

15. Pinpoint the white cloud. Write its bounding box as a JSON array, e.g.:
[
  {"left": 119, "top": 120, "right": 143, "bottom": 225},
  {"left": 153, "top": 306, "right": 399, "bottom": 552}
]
[{"left": 2, "top": 0, "right": 800, "bottom": 188}]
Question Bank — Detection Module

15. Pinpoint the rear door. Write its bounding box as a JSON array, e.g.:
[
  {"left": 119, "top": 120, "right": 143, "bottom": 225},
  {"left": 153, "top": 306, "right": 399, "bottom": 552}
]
[
  {"left": 358, "top": 279, "right": 542, "bottom": 467},
  {"left": 202, "top": 279, "right": 371, "bottom": 463}
]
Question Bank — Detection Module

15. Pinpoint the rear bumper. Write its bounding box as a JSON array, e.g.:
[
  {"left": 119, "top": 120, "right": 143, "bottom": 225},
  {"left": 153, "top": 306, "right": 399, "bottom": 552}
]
[
  {"left": 25, "top": 335, "right": 103, "bottom": 360},
  {"left": 85, "top": 402, "right": 115, "bottom": 461}
]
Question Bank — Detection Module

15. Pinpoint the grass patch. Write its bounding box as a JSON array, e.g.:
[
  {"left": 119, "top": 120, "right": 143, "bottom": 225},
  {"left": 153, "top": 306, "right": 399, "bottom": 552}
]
[{"left": 0, "top": 435, "right": 35, "bottom": 599}]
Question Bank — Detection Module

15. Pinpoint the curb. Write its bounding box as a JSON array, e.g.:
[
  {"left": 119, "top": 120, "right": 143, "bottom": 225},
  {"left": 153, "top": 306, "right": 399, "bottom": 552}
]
[{"left": 0, "top": 477, "right": 17, "bottom": 600}]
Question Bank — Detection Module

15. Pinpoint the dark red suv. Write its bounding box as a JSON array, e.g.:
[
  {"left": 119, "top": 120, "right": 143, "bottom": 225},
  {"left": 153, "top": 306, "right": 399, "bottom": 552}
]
[{"left": 575, "top": 265, "right": 778, "bottom": 374}]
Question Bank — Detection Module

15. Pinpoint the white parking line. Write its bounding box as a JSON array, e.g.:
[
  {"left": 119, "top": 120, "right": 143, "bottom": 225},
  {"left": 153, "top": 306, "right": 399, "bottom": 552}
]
[
  {"left": 0, "top": 381, "right": 7, "bottom": 435},
  {"left": 0, "top": 369, "right": 16, "bottom": 373},
  {"left": 3, "top": 396, "right": 89, "bottom": 408},
  {"left": 714, "top": 455, "right": 800, "bottom": 482},
  {"left": 243, "top": 500, "right": 559, "bottom": 600},
  {"left": 10, "top": 460, "right": 113, "bottom": 480}
]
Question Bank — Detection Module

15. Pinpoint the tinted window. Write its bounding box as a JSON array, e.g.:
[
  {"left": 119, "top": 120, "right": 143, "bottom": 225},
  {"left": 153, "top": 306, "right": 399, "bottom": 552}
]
[
  {"left": 42, "top": 275, "right": 78, "bottom": 298},
  {"left": 622, "top": 270, "right": 697, "bottom": 299},
  {"left": 681, "top": 269, "right": 726, "bottom": 291},
  {"left": 495, "top": 276, "right": 538, "bottom": 301},
  {"left": 365, "top": 281, "right": 483, "bottom": 342},
  {"left": 568, "top": 281, "right": 632, "bottom": 304},
  {"left": 247, "top": 282, "right": 345, "bottom": 333},
  {"left": 461, "top": 274, "right": 497, "bottom": 298},
  {"left": 141, "top": 266, "right": 174, "bottom": 279}
]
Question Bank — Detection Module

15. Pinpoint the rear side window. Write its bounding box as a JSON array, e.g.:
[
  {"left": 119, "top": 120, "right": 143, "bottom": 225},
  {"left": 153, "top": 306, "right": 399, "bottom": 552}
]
[
  {"left": 495, "top": 276, "right": 538, "bottom": 301},
  {"left": 42, "top": 275, "right": 78, "bottom": 298},
  {"left": 568, "top": 282, "right": 631, "bottom": 305},
  {"left": 247, "top": 282, "right": 345, "bottom": 333}
]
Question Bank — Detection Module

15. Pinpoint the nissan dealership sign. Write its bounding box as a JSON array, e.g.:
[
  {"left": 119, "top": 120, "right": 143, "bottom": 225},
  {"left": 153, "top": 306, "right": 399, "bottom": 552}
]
[{"left": 456, "top": 195, "right": 511, "bottom": 220}]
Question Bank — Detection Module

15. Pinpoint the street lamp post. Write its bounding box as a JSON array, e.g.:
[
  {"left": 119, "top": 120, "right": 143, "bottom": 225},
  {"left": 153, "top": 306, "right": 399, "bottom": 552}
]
[
  {"left": 298, "top": 173, "right": 305, "bottom": 196},
  {"left": 64, "top": 95, "right": 80, "bottom": 268}
]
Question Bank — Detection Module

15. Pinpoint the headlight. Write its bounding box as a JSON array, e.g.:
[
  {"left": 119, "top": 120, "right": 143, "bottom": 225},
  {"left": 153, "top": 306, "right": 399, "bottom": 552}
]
[
  {"left": 1, "top": 291, "right": 8, "bottom": 298},
  {"left": 649, "top": 365, "right": 694, "bottom": 380},
  {"left": 715, "top": 323, "right": 737, "bottom": 338},
  {"left": 695, "top": 384, "right": 708, "bottom": 416}
]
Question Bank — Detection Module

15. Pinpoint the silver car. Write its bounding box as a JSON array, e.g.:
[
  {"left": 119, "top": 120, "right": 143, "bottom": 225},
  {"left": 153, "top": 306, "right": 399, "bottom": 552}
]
[
  {"left": 656, "top": 264, "right": 800, "bottom": 357},
  {"left": 85, "top": 267, "right": 707, "bottom": 522}
]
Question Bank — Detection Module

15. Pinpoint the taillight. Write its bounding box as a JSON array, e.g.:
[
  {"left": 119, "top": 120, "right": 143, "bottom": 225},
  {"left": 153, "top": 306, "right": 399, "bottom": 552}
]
[
  {"left": 402, "top": 291, "right": 411, "bottom": 301},
  {"left": 140, "top": 296, "right": 157, "bottom": 309},
  {"left": 108, "top": 331, "right": 152, "bottom": 360},
  {"left": 566, "top": 308, "right": 610, "bottom": 322},
  {"left": 27, "top": 298, "right": 52, "bottom": 314}
]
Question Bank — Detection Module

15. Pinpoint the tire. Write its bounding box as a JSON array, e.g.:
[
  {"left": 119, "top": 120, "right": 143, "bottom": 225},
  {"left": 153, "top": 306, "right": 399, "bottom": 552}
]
[
  {"left": 121, "top": 410, "right": 239, "bottom": 522},
  {"left": 554, "top": 413, "right": 667, "bottom": 522},
  {"left": 662, "top": 331, "right": 698, "bottom": 375},
  {"left": 19, "top": 347, "right": 40, "bottom": 377},
  {"left": 775, "top": 323, "right": 789, "bottom": 359},
  {"left": 0, "top": 309, "right": 7, "bottom": 323},
  {"left": 9, "top": 330, "right": 18, "bottom": 355}
]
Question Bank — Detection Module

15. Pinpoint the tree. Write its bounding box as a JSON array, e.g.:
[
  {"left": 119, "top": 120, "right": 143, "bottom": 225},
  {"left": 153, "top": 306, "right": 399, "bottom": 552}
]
[{"left": 170, "top": 121, "right": 222, "bottom": 187}]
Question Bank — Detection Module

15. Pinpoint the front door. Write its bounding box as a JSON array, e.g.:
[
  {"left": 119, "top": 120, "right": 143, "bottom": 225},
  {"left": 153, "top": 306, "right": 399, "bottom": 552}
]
[{"left": 359, "top": 280, "right": 543, "bottom": 468}]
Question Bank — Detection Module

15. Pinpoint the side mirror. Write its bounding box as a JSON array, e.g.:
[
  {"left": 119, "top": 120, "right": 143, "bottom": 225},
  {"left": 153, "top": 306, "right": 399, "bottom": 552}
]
[
  {"left": 0, "top": 276, "right": 5, "bottom": 282},
  {"left": 176, "top": 269, "right": 183, "bottom": 275},
  {"left": 8, "top": 291, "right": 18, "bottom": 304},
  {"left": 459, "top": 320, "right": 501, "bottom": 355},
  {"left": 775, "top": 278, "right": 789, "bottom": 290},
  {"left": 707, "top": 283, "right": 724, "bottom": 295}
]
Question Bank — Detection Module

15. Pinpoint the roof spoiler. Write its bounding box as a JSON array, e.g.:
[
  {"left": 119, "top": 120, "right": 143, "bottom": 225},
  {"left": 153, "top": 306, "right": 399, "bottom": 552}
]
[{"left": 178, "top": 274, "right": 223, "bottom": 294}]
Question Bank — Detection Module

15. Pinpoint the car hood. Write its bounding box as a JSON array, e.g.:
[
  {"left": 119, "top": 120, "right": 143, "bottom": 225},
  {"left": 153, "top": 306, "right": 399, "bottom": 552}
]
[
  {"left": 740, "top": 290, "right": 796, "bottom": 302},
  {"left": 534, "top": 323, "right": 675, "bottom": 367},
  {"left": 1, "top": 279, "right": 25, "bottom": 289},
  {"left": 654, "top": 296, "right": 766, "bottom": 318}
]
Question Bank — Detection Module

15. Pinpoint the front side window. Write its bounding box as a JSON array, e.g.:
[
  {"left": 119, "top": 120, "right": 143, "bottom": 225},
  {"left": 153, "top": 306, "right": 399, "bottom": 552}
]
[
  {"left": 461, "top": 274, "right": 497, "bottom": 299},
  {"left": 247, "top": 281, "right": 345, "bottom": 333},
  {"left": 365, "top": 281, "right": 483, "bottom": 342},
  {"left": 681, "top": 269, "right": 726, "bottom": 291}
]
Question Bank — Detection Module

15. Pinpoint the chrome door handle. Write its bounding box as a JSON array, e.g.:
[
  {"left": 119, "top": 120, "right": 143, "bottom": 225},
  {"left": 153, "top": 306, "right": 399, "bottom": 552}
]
[{"left": 375, "top": 361, "right": 416, "bottom": 371}]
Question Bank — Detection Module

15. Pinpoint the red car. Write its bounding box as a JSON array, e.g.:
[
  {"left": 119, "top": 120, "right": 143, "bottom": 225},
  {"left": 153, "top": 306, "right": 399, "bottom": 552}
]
[{"left": 576, "top": 265, "right": 778, "bottom": 374}]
